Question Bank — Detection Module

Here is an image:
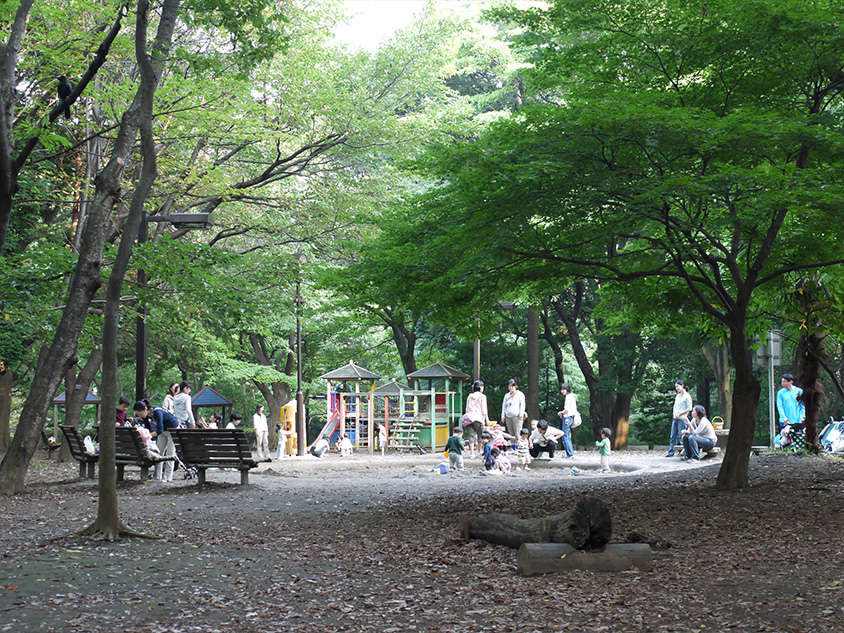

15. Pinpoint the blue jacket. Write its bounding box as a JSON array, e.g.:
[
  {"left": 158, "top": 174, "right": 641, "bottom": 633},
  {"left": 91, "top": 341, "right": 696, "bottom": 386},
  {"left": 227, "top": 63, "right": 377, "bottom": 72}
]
[{"left": 151, "top": 407, "right": 179, "bottom": 435}]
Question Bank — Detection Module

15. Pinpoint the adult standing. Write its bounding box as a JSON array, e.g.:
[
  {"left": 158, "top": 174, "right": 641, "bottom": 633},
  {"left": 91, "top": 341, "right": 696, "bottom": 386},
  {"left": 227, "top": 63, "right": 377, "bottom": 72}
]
[
  {"left": 253, "top": 404, "right": 269, "bottom": 461},
  {"left": 162, "top": 382, "right": 179, "bottom": 415},
  {"left": 463, "top": 380, "right": 490, "bottom": 459},
  {"left": 681, "top": 405, "right": 717, "bottom": 461},
  {"left": 172, "top": 381, "right": 196, "bottom": 429},
  {"left": 776, "top": 373, "right": 805, "bottom": 432},
  {"left": 501, "top": 378, "right": 526, "bottom": 439},
  {"left": 666, "top": 379, "right": 692, "bottom": 457},
  {"left": 556, "top": 383, "right": 578, "bottom": 459}
]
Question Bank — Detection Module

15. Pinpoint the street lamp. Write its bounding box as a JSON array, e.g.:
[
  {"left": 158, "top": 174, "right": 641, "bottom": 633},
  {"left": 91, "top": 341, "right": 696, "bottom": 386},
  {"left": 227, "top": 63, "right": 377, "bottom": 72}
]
[
  {"left": 135, "top": 210, "right": 214, "bottom": 401},
  {"left": 294, "top": 251, "right": 307, "bottom": 456}
]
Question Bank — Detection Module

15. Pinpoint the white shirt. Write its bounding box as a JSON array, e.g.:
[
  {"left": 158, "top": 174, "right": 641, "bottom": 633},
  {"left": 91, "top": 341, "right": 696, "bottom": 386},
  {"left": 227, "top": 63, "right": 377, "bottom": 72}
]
[
  {"left": 501, "top": 389, "right": 526, "bottom": 420},
  {"left": 530, "top": 426, "right": 563, "bottom": 446},
  {"left": 172, "top": 393, "right": 195, "bottom": 428},
  {"left": 253, "top": 412, "right": 268, "bottom": 433},
  {"left": 561, "top": 393, "right": 578, "bottom": 418}
]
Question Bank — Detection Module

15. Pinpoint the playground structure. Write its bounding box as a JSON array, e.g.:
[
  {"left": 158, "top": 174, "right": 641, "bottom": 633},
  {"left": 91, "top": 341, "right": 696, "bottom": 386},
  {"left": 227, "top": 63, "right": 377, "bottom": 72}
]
[
  {"left": 404, "top": 361, "right": 470, "bottom": 452},
  {"left": 372, "top": 379, "right": 429, "bottom": 450},
  {"left": 317, "top": 361, "right": 382, "bottom": 451}
]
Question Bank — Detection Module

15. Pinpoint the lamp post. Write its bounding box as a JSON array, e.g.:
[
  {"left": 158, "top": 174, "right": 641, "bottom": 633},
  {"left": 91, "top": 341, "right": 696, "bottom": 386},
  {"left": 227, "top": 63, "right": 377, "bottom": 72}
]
[
  {"left": 294, "top": 251, "right": 307, "bottom": 456},
  {"left": 135, "top": 210, "right": 214, "bottom": 402}
]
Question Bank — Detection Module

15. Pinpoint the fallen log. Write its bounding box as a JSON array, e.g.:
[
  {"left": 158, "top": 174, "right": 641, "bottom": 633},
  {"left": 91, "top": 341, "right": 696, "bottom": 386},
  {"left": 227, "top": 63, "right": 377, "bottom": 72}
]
[
  {"left": 458, "top": 496, "right": 612, "bottom": 550},
  {"left": 517, "top": 543, "right": 653, "bottom": 576}
]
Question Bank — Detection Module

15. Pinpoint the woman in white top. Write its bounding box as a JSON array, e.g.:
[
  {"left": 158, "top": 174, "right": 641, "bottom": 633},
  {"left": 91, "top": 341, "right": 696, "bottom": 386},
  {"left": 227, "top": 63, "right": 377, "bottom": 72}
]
[
  {"left": 682, "top": 405, "right": 718, "bottom": 461},
  {"left": 162, "top": 382, "right": 179, "bottom": 415},
  {"left": 557, "top": 383, "right": 578, "bottom": 458},
  {"left": 172, "top": 381, "right": 196, "bottom": 429},
  {"left": 463, "top": 380, "right": 490, "bottom": 459},
  {"left": 253, "top": 404, "right": 269, "bottom": 461}
]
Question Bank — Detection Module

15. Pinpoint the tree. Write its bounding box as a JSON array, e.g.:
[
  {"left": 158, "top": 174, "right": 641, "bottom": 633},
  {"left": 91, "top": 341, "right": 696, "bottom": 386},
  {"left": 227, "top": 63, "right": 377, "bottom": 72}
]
[{"left": 376, "top": 0, "right": 844, "bottom": 489}]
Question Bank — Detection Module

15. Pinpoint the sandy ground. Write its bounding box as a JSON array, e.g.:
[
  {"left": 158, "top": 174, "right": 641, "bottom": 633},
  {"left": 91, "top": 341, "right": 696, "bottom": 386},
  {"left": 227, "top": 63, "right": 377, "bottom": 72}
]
[{"left": 1, "top": 447, "right": 843, "bottom": 632}]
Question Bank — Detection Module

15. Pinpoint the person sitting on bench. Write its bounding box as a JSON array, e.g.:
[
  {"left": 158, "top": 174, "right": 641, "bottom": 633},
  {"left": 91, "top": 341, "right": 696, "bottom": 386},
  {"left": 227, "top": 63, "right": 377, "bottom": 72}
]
[{"left": 681, "top": 405, "right": 717, "bottom": 462}]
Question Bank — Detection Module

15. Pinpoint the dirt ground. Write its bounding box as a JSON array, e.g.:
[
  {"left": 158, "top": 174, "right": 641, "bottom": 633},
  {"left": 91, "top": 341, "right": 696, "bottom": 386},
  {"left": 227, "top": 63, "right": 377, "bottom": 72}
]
[{"left": 1, "top": 447, "right": 843, "bottom": 632}]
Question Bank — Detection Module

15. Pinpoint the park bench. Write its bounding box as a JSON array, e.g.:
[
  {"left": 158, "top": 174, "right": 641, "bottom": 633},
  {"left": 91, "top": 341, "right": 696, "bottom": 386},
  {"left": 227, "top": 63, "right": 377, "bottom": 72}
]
[
  {"left": 59, "top": 424, "right": 98, "bottom": 479},
  {"left": 171, "top": 428, "right": 258, "bottom": 485},
  {"left": 114, "top": 425, "right": 174, "bottom": 482}
]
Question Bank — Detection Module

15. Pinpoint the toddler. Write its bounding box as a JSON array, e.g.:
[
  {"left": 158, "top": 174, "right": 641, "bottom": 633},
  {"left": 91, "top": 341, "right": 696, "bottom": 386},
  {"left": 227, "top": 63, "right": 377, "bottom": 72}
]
[
  {"left": 596, "top": 427, "right": 611, "bottom": 473},
  {"left": 480, "top": 431, "right": 494, "bottom": 470},
  {"left": 490, "top": 447, "right": 511, "bottom": 475},
  {"left": 444, "top": 426, "right": 465, "bottom": 472},
  {"left": 338, "top": 434, "right": 353, "bottom": 457},
  {"left": 490, "top": 423, "right": 515, "bottom": 450},
  {"left": 516, "top": 428, "right": 531, "bottom": 471}
]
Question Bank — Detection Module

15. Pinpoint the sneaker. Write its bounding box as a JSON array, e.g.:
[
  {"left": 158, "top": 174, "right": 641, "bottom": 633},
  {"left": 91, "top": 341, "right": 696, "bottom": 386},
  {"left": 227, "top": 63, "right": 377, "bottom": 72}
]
[
  {"left": 665, "top": 452, "right": 674, "bottom": 458},
  {"left": 524, "top": 466, "right": 530, "bottom": 471}
]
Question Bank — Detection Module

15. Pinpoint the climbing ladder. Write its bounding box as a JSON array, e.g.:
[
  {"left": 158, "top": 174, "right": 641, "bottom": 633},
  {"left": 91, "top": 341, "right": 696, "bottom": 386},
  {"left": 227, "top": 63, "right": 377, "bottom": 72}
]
[{"left": 389, "top": 417, "right": 422, "bottom": 450}]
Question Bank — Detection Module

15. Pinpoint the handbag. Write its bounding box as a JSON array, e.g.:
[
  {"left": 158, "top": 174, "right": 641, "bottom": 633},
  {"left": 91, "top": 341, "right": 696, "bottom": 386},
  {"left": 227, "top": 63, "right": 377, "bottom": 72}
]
[{"left": 571, "top": 412, "right": 582, "bottom": 429}]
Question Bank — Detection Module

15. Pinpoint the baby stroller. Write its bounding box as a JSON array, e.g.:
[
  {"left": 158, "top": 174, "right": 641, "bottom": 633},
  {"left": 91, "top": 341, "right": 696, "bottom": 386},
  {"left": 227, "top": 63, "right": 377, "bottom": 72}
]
[
  {"left": 819, "top": 419, "right": 844, "bottom": 453},
  {"left": 172, "top": 450, "right": 197, "bottom": 480},
  {"left": 775, "top": 422, "right": 807, "bottom": 452}
]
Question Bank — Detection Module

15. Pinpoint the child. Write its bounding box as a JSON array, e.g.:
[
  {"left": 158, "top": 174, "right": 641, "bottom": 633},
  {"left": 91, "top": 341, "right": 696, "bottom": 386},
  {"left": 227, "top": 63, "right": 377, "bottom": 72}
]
[
  {"left": 226, "top": 412, "right": 242, "bottom": 429},
  {"left": 338, "top": 433, "right": 353, "bottom": 457},
  {"left": 116, "top": 396, "right": 131, "bottom": 426},
  {"left": 480, "top": 431, "right": 494, "bottom": 471},
  {"left": 596, "top": 427, "right": 611, "bottom": 473},
  {"left": 377, "top": 422, "right": 388, "bottom": 456},
  {"left": 516, "top": 428, "right": 531, "bottom": 471},
  {"left": 491, "top": 446, "right": 512, "bottom": 475},
  {"left": 444, "top": 426, "right": 465, "bottom": 472},
  {"left": 490, "top": 423, "right": 515, "bottom": 451}
]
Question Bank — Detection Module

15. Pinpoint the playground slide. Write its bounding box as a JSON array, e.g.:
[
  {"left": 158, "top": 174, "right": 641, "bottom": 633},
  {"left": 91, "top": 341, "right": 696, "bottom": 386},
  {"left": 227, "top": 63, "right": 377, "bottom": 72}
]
[{"left": 307, "top": 409, "right": 341, "bottom": 451}]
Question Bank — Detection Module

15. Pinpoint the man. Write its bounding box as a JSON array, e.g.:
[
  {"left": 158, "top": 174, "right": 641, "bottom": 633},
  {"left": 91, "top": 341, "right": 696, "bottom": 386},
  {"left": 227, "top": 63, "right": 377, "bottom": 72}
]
[
  {"left": 529, "top": 419, "right": 564, "bottom": 459},
  {"left": 667, "top": 380, "right": 692, "bottom": 457},
  {"left": 501, "top": 378, "right": 526, "bottom": 438},
  {"left": 776, "top": 373, "right": 805, "bottom": 431}
]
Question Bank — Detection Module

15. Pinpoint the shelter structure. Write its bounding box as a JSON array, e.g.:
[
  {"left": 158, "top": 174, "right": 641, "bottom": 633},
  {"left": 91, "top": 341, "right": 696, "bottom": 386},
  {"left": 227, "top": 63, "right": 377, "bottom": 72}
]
[
  {"left": 191, "top": 386, "right": 234, "bottom": 425},
  {"left": 406, "top": 360, "right": 470, "bottom": 451},
  {"left": 51, "top": 390, "right": 102, "bottom": 438},
  {"left": 318, "top": 361, "right": 382, "bottom": 451}
]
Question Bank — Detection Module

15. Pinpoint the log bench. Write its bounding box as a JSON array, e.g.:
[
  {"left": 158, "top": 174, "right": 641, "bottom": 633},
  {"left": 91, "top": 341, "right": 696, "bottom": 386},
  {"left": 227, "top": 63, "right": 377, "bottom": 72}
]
[
  {"left": 59, "top": 424, "right": 98, "bottom": 479},
  {"left": 171, "top": 428, "right": 258, "bottom": 485},
  {"left": 115, "top": 426, "right": 174, "bottom": 482}
]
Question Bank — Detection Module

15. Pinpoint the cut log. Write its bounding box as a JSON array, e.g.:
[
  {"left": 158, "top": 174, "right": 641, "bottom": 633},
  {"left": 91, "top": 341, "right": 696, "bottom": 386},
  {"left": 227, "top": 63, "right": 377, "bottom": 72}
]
[
  {"left": 458, "top": 496, "right": 612, "bottom": 550},
  {"left": 517, "top": 543, "right": 653, "bottom": 576}
]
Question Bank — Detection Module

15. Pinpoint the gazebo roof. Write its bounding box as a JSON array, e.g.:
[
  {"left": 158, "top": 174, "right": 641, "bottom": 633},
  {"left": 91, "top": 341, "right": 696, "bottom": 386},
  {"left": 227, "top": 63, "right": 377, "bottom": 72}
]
[
  {"left": 319, "top": 360, "right": 382, "bottom": 382},
  {"left": 407, "top": 360, "right": 470, "bottom": 381},
  {"left": 191, "top": 386, "right": 233, "bottom": 408},
  {"left": 52, "top": 390, "right": 101, "bottom": 404}
]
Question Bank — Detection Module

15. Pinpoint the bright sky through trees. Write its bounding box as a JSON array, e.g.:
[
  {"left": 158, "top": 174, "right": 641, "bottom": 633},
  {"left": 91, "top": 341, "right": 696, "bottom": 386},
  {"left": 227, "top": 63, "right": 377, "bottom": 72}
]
[{"left": 337, "top": 0, "right": 429, "bottom": 50}]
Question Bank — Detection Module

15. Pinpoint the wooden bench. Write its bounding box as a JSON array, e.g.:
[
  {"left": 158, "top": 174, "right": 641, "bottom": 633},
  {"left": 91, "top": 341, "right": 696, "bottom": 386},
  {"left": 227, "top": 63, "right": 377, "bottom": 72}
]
[
  {"left": 171, "top": 428, "right": 258, "bottom": 485},
  {"left": 115, "top": 426, "right": 174, "bottom": 482},
  {"left": 59, "top": 424, "right": 98, "bottom": 479}
]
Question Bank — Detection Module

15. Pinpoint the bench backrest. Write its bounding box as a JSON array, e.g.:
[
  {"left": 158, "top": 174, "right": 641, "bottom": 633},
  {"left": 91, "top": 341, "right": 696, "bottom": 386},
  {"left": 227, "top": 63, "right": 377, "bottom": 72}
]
[
  {"left": 59, "top": 424, "right": 87, "bottom": 459},
  {"left": 114, "top": 426, "right": 148, "bottom": 463},
  {"left": 172, "top": 428, "right": 253, "bottom": 466}
]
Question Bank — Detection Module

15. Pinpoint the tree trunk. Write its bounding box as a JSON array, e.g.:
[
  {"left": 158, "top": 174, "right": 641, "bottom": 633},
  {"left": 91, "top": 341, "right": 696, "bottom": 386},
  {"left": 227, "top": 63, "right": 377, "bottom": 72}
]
[
  {"left": 383, "top": 307, "right": 417, "bottom": 377},
  {"left": 0, "top": 367, "right": 12, "bottom": 452},
  {"left": 458, "top": 496, "right": 611, "bottom": 551},
  {"left": 795, "top": 332, "right": 825, "bottom": 452},
  {"left": 79, "top": 0, "right": 178, "bottom": 540},
  {"left": 526, "top": 308, "right": 539, "bottom": 420},
  {"left": 611, "top": 392, "right": 632, "bottom": 450},
  {"left": 715, "top": 328, "right": 761, "bottom": 490},
  {"left": 701, "top": 338, "right": 732, "bottom": 427}
]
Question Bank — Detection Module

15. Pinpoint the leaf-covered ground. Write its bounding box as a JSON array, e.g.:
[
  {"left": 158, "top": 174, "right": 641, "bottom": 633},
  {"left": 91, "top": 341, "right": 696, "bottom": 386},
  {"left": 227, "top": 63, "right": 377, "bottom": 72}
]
[{"left": 1, "top": 450, "right": 842, "bottom": 632}]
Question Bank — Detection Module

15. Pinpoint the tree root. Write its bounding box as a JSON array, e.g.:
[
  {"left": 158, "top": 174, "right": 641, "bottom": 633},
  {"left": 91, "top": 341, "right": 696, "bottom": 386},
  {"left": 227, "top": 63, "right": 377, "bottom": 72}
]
[{"left": 76, "top": 520, "right": 159, "bottom": 541}]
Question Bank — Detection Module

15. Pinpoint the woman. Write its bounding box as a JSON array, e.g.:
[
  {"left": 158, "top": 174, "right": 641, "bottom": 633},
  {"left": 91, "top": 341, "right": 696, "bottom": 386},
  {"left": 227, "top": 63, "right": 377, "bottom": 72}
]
[
  {"left": 162, "top": 382, "right": 179, "bottom": 415},
  {"left": 463, "top": 380, "right": 490, "bottom": 459},
  {"left": 253, "top": 404, "right": 269, "bottom": 461},
  {"left": 172, "top": 381, "right": 196, "bottom": 429},
  {"left": 682, "top": 405, "right": 717, "bottom": 461},
  {"left": 557, "top": 383, "right": 578, "bottom": 459}
]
